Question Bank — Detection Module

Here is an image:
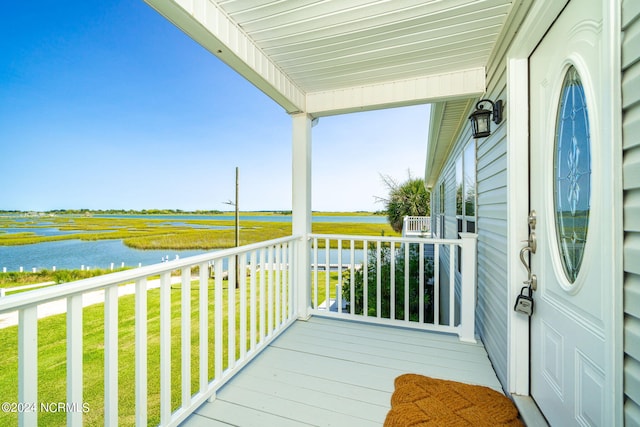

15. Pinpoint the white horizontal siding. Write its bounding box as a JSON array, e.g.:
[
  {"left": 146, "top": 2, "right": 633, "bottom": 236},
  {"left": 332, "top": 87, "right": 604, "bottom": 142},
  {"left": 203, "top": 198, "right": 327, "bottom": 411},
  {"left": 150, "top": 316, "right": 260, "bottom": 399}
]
[
  {"left": 623, "top": 0, "right": 640, "bottom": 423},
  {"left": 430, "top": 71, "right": 510, "bottom": 390},
  {"left": 476, "top": 77, "right": 509, "bottom": 389}
]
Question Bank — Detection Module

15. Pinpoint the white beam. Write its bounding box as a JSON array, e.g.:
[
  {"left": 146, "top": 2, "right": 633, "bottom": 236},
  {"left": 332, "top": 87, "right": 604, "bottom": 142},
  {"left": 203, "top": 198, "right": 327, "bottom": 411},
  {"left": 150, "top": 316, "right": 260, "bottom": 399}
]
[
  {"left": 144, "top": 0, "right": 305, "bottom": 113},
  {"left": 306, "top": 68, "right": 485, "bottom": 117}
]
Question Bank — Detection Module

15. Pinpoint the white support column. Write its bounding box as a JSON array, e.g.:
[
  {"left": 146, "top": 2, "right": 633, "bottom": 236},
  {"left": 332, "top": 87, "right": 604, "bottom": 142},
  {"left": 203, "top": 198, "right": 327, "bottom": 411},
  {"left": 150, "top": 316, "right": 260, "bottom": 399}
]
[
  {"left": 292, "top": 113, "right": 312, "bottom": 320},
  {"left": 459, "top": 233, "right": 478, "bottom": 343}
]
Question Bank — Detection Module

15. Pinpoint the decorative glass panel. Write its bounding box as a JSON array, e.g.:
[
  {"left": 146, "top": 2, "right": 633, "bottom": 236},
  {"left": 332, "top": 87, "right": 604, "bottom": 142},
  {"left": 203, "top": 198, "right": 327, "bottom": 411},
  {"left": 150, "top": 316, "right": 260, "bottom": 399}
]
[{"left": 553, "top": 66, "right": 591, "bottom": 283}]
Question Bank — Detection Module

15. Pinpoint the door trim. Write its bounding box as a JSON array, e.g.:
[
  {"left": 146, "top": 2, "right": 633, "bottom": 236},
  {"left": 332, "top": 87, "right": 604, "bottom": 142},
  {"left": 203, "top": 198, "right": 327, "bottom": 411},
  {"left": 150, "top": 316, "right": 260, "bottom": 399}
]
[
  {"left": 505, "top": 1, "right": 624, "bottom": 424},
  {"left": 506, "top": 0, "right": 569, "bottom": 397}
]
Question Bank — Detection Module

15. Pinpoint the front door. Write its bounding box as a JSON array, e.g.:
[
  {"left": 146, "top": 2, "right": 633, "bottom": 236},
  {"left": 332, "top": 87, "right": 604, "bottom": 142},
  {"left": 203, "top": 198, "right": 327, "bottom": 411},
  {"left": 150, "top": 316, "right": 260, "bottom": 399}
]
[{"left": 529, "top": 0, "right": 615, "bottom": 425}]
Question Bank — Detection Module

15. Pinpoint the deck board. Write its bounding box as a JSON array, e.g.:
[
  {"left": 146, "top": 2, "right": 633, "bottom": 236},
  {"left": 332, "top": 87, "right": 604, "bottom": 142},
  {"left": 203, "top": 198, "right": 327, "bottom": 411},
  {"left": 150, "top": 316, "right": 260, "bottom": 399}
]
[{"left": 182, "top": 316, "right": 503, "bottom": 427}]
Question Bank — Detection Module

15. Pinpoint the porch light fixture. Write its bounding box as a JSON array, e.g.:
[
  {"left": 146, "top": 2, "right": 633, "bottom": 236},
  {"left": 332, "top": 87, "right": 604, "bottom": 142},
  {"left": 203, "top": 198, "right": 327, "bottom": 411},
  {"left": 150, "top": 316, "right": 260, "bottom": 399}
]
[{"left": 468, "top": 99, "right": 503, "bottom": 138}]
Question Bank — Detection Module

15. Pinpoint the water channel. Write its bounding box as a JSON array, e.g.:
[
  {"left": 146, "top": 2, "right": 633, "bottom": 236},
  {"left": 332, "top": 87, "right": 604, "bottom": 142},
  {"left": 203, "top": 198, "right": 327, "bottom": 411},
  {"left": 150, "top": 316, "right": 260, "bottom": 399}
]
[{"left": 0, "top": 215, "right": 384, "bottom": 271}]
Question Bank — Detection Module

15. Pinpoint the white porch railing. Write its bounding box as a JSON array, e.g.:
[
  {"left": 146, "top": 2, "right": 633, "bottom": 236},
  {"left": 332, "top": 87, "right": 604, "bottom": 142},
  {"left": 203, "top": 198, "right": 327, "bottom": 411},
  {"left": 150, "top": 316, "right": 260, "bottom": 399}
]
[
  {"left": 0, "top": 232, "right": 478, "bottom": 426},
  {"left": 309, "top": 233, "right": 477, "bottom": 342},
  {"left": 402, "top": 215, "right": 432, "bottom": 237},
  {"left": 0, "top": 236, "right": 301, "bottom": 427}
]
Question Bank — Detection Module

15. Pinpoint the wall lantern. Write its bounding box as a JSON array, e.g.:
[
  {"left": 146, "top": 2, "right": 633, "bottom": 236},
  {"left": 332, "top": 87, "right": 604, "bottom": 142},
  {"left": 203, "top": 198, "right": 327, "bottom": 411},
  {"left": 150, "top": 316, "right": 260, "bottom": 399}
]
[{"left": 468, "top": 99, "right": 503, "bottom": 138}]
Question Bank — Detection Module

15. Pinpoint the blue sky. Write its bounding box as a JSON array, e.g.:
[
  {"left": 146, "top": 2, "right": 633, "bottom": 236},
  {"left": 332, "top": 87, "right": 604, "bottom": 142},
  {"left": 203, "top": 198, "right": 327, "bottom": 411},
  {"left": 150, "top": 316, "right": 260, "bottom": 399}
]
[{"left": 0, "top": 1, "right": 429, "bottom": 212}]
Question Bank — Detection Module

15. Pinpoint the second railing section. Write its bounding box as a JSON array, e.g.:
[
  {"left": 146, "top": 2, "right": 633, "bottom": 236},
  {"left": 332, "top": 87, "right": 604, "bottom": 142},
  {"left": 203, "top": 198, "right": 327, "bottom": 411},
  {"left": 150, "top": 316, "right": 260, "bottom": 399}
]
[{"left": 308, "top": 233, "right": 477, "bottom": 342}]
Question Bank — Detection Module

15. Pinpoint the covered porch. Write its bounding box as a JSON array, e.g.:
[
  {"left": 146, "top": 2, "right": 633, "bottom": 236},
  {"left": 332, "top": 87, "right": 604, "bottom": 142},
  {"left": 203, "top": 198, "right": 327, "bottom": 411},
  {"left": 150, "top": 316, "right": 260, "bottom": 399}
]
[{"left": 0, "top": 0, "right": 541, "bottom": 425}]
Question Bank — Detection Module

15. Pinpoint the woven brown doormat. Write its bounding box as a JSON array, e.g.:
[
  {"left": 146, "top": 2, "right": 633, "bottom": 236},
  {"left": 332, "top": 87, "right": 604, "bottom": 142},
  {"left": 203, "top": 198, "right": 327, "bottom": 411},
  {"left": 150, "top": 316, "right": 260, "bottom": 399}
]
[{"left": 384, "top": 374, "right": 524, "bottom": 427}]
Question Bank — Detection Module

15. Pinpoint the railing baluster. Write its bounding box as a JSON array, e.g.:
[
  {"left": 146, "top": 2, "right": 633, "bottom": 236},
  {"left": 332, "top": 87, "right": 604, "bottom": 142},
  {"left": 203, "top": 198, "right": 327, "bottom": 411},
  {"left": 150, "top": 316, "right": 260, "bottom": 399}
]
[
  {"left": 337, "top": 239, "right": 342, "bottom": 314},
  {"left": 160, "top": 271, "right": 171, "bottom": 425},
  {"left": 198, "top": 262, "right": 209, "bottom": 394},
  {"left": 390, "top": 242, "right": 396, "bottom": 320},
  {"left": 363, "top": 239, "right": 368, "bottom": 317},
  {"left": 250, "top": 251, "right": 257, "bottom": 352},
  {"left": 105, "top": 285, "right": 118, "bottom": 427},
  {"left": 214, "top": 259, "right": 223, "bottom": 379},
  {"left": 18, "top": 306, "right": 37, "bottom": 427},
  {"left": 240, "top": 254, "right": 247, "bottom": 360},
  {"left": 135, "top": 278, "right": 147, "bottom": 426},
  {"left": 288, "top": 242, "right": 294, "bottom": 319},
  {"left": 259, "top": 248, "right": 266, "bottom": 344},
  {"left": 350, "top": 240, "right": 355, "bottom": 315},
  {"left": 404, "top": 242, "right": 410, "bottom": 322},
  {"left": 434, "top": 244, "right": 440, "bottom": 325},
  {"left": 181, "top": 268, "right": 191, "bottom": 409},
  {"left": 67, "top": 294, "right": 83, "bottom": 427},
  {"left": 324, "top": 238, "right": 330, "bottom": 312},
  {"left": 275, "top": 244, "right": 281, "bottom": 328},
  {"left": 419, "top": 243, "right": 425, "bottom": 324},
  {"left": 228, "top": 257, "right": 236, "bottom": 370},
  {"left": 376, "top": 241, "right": 382, "bottom": 318},
  {"left": 449, "top": 244, "right": 455, "bottom": 327},
  {"left": 267, "top": 246, "right": 274, "bottom": 336},
  {"left": 281, "top": 243, "right": 288, "bottom": 320},
  {"left": 313, "top": 238, "right": 318, "bottom": 309}
]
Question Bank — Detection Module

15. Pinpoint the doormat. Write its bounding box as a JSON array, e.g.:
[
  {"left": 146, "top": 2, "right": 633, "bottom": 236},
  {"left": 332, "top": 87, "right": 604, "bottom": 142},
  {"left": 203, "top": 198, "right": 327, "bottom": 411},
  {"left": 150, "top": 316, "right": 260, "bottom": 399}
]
[{"left": 384, "top": 374, "right": 523, "bottom": 427}]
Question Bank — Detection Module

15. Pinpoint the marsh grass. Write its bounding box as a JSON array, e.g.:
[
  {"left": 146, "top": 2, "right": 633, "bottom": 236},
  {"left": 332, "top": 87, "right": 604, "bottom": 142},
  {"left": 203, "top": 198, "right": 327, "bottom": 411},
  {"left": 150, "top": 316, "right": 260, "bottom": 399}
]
[{"left": 0, "top": 215, "right": 398, "bottom": 250}]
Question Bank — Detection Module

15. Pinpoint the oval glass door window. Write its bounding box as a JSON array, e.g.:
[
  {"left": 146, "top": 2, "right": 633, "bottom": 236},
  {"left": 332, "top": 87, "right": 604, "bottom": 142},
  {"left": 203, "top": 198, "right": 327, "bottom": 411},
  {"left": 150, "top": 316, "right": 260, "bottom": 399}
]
[{"left": 553, "top": 65, "right": 591, "bottom": 284}]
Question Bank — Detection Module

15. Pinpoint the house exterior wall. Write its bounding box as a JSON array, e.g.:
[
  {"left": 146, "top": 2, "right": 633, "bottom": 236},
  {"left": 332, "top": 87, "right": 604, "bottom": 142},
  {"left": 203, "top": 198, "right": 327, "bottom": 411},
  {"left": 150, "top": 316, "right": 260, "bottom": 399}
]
[
  {"left": 433, "top": 86, "right": 510, "bottom": 390},
  {"left": 433, "top": 151, "right": 457, "bottom": 326},
  {"left": 475, "top": 81, "right": 509, "bottom": 390},
  {"left": 622, "top": 0, "right": 640, "bottom": 424}
]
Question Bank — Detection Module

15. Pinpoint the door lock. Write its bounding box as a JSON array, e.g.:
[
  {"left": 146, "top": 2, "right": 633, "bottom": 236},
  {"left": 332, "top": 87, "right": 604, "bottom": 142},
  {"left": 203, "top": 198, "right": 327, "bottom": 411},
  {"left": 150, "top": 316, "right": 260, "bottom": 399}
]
[{"left": 514, "top": 286, "right": 534, "bottom": 316}]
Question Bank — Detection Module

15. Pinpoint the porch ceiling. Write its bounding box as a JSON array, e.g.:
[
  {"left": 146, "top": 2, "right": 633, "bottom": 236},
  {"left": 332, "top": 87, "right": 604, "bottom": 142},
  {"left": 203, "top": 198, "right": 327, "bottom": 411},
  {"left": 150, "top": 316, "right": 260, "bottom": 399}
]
[{"left": 144, "top": 0, "right": 524, "bottom": 116}]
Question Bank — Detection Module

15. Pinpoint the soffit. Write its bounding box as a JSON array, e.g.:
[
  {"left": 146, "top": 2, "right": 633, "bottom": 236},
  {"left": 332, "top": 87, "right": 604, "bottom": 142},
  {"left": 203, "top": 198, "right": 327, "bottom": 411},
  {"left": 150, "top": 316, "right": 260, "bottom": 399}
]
[
  {"left": 425, "top": 99, "right": 475, "bottom": 187},
  {"left": 146, "top": 0, "right": 522, "bottom": 114},
  {"left": 216, "top": 0, "right": 514, "bottom": 95}
]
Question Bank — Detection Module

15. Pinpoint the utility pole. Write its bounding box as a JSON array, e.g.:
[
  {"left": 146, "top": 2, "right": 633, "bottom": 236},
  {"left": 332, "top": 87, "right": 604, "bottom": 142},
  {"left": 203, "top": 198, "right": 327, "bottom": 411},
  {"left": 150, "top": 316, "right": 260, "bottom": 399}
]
[
  {"left": 224, "top": 167, "right": 240, "bottom": 287},
  {"left": 235, "top": 166, "right": 239, "bottom": 254}
]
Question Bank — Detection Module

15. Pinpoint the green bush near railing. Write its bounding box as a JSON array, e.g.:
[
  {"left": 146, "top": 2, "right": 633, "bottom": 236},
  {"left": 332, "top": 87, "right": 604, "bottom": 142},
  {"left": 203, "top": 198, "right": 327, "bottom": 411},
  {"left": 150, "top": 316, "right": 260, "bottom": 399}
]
[{"left": 342, "top": 242, "right": 434, "bottom": 322}]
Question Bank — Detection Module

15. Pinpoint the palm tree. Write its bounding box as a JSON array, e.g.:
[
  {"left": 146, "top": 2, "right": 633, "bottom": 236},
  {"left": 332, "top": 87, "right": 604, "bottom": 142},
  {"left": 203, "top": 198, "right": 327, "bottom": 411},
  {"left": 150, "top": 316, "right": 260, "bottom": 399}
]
[{"left": 377, "top": 173, "right": 431, "bottom": 233}]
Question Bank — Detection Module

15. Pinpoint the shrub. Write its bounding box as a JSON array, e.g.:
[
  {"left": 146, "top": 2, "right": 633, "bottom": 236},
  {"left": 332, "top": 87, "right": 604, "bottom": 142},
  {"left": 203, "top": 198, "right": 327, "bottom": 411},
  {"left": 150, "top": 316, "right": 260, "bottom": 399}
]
[{"left": 342, "top": 242, "right": 434, "bottom": 322}]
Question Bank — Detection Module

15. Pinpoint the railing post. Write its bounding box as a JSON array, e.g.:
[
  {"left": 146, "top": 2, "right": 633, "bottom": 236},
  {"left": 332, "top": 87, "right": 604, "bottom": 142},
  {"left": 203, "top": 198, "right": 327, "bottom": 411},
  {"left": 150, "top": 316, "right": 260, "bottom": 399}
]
[
  {"left": 459, "top": 233, "right": 478, "bottom": 343},
  {"left": 402, "top": 216, "right": 408, "bottom": 238}
]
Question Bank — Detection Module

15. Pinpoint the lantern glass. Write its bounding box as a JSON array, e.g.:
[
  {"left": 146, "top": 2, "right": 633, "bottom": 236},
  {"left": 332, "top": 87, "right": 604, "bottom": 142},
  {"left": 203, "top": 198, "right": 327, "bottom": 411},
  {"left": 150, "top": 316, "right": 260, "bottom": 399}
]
[{"left": 471, "top": 109, "right": 491, "bottom": 138}]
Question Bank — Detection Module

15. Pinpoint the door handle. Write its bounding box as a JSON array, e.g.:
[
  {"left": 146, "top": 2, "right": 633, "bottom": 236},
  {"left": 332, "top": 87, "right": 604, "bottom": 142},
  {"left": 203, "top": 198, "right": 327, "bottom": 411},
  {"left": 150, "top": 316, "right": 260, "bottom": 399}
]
[
  {"left": 520, "top": 210, "right": 537, "bottom": 291},
  {"left": 520, "top": 246, "right": 538, "bottom": 291}
]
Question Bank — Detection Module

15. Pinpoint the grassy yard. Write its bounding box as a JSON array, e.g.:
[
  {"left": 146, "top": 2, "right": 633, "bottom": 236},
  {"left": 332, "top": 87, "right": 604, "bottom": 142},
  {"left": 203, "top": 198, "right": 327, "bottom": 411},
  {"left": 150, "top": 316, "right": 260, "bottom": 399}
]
[{"left": 0, "top": 272, "right": 339, "bottom": 426}]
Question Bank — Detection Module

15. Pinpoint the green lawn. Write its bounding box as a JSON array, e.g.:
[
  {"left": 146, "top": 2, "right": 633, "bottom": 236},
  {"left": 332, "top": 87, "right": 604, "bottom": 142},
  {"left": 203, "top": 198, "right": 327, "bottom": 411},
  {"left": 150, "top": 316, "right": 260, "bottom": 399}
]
[{"left": 0, "top": 271, "right": 339, "bottom": 426}]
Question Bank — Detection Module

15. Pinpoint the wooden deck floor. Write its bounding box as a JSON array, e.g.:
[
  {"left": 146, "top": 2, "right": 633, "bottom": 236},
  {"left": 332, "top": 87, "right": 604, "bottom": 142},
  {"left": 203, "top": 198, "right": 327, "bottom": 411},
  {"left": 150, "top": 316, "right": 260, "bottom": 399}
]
[{"left": 181, "top": 316, "right": 503, "bottom": 427}]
